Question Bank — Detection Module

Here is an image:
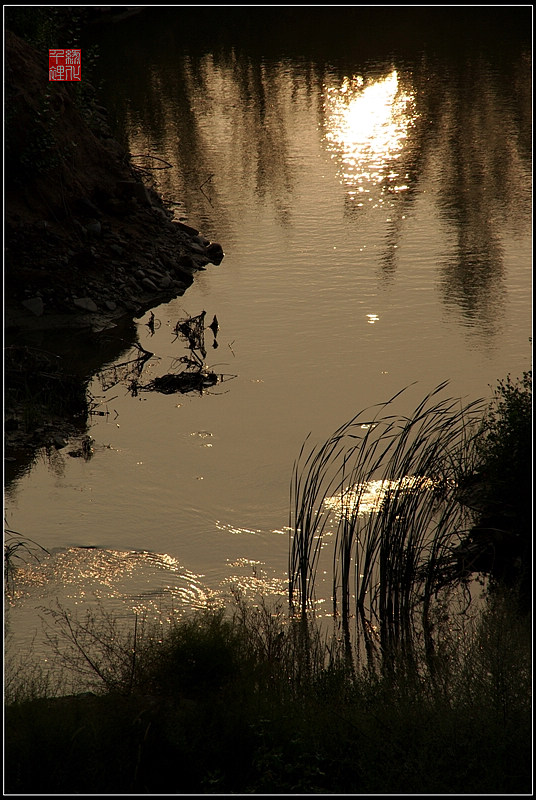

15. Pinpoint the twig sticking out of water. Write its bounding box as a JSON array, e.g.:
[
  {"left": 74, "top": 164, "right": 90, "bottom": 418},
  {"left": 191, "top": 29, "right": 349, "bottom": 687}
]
[{"left": 96, "top": 345, "right": 154, "bottom": 392}]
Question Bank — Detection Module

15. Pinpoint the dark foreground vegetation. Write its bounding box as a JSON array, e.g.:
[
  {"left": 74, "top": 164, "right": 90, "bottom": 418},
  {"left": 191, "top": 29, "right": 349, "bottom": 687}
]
[
  {"left": 4, "top": 373, "right": 532, "bottom": 794},
  {"left": 4, "top": 590, "right": 532, "bottom": 795}
]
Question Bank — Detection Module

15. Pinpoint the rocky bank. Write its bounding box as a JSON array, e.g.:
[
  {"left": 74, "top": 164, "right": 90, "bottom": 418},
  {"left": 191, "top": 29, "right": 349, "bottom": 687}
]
[
  {"left": 4, "top": 29, "right": 224, "bottom": 462},
  {"left": 5, "top": 28, "right": 224, "bottom": 329}
]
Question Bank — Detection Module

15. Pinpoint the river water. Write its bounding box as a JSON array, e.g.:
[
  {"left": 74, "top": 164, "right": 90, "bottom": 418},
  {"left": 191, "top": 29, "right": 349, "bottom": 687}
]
[{"left": 5, "top": 9, "right": 531, "bottom": 672}]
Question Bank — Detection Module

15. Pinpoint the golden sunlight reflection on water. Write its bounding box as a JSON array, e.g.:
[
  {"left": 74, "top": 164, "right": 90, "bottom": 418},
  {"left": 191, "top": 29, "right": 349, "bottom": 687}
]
[
  {"left": 324, "top": 475, "right": 436, "bottom": 517},
  {"left": 221, "top": 557, "right": 288, "bottom": 600},
  {"left": 5, "top": 543, "right": 289, "bottom": 658},
  {"left": 323, "top": 70, "right": 418, "bottom": 205},
  {"left": 5, "top": 547, "right": 217, "bottom": 637}
]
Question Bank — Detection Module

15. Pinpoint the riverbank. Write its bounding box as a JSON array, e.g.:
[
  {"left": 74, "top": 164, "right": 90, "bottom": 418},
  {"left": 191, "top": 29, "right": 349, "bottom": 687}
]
[{"left": 4, "top": 28, "right": 223, "bottom": 461}]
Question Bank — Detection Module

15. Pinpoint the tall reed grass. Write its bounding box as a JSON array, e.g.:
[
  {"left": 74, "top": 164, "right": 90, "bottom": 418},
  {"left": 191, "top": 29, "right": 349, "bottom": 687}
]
[{"left": 289, "top": 382, "right": 487, "bottom": 666}]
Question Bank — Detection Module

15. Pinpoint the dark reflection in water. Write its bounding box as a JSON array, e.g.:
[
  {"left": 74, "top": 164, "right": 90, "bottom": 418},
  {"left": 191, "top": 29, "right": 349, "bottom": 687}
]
[
  {"left": 88, "top": 6, "right": 530, "bottom": 335},
  {"left": 432, "top": 53, "right": 531, "bottom": 334},
  {"left": 4, "top": 316, "right": 140, "bottom": 489}
]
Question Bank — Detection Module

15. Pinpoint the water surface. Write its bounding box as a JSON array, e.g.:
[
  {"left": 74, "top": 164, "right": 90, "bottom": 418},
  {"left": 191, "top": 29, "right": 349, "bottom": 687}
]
[{"left": 5, "top": 8, "right": 531, "bottom": 669}]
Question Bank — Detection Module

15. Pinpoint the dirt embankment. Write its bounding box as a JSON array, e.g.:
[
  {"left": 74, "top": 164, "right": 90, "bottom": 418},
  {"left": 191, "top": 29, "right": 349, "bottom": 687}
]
[{"left": 4, "top": 29, "right": 224, "bottom": 466}]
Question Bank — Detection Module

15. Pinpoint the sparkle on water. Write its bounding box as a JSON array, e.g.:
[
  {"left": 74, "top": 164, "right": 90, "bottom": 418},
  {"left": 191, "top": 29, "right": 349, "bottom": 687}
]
[{"left": 323, "top": 70, "right": 418, "bottom": 204}]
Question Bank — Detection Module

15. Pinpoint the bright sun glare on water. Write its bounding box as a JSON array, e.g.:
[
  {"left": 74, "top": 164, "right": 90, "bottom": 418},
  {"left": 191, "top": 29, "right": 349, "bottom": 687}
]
[
  {"left": 323, "top": 69, "right": 418, "bottom": 204},
  {"left": 324, "top": 476, "right": 435, "bottom": 518}
]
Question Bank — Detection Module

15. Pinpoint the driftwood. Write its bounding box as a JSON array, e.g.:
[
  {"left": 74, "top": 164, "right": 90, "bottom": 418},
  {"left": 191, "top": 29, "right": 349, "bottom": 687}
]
[{"left": 144, "top": 370, "right": 219, "bottom": 395}]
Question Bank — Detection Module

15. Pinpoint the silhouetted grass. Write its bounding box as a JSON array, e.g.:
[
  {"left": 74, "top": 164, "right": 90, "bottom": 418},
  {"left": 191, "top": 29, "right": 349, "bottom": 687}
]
[
  {"left": 4, "top": 527, "right": 50, "bottom": 592},
  {"left": 289, "top": 382, "right": 489, "bottom": 668},
  {"left": 5, "top": 588, "right": 531, "bottom": 794}
]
